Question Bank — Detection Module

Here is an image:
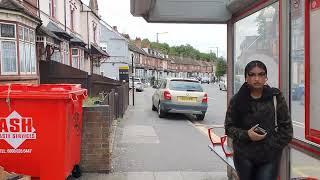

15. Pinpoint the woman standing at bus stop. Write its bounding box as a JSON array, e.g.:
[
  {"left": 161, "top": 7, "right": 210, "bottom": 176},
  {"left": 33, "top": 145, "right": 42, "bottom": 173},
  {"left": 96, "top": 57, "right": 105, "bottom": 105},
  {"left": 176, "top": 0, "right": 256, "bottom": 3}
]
[{"left": 224, "top": 60, "right": 293, "bottom": 180}]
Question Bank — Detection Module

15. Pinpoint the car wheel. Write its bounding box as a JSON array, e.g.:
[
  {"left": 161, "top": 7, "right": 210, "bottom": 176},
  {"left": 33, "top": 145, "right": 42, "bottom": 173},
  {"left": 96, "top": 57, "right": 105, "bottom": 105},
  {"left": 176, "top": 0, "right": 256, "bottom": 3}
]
[
  {"left": 152, "top": 102, "right": 157, "bottom": 111},
  {"left": 196, "top": 113, "right": 205, "bottom": 121},
  {"left": 158, "top": 102, "right": 165, "bottom": 118}
]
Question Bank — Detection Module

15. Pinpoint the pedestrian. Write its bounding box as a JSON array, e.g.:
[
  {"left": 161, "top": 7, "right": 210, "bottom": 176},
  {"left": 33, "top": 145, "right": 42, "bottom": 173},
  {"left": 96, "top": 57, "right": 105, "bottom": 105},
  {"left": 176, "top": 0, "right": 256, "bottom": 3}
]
[{"left": 224, "top": 60, "right": 293, "bottom": 180}]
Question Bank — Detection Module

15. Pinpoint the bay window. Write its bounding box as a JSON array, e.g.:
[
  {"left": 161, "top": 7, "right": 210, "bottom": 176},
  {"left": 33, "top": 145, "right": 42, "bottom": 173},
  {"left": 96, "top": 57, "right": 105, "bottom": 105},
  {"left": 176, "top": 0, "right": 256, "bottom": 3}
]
[
  {"left": 0, "top": 23, "right": 17, "bottom": 75},
  {"left": 72, "top": 48, "right": 79, "bottom": 68},
  {"left": 61, "top": 41, "right": 70, "bottom": 65},
  {"left": 19, "top": 25, "right": 36, "bottom": 75},
  {"left": 71, "top": 48, "right": 84, "bottom": 70},
  {"left": 80, "top": 50, "right": 84, "bottom": 70}
]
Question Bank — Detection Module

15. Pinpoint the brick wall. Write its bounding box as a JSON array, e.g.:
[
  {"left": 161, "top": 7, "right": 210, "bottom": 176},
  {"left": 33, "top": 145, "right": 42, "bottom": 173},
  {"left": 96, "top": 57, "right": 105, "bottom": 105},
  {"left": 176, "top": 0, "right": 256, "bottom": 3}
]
[{"left": 80, "top": 105, "right": 112, "bottom": 173}]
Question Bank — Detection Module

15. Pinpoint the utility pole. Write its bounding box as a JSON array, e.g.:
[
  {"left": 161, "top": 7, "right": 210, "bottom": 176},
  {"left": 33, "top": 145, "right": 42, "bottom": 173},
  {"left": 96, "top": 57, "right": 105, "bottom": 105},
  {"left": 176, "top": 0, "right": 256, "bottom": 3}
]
[{"left": 131, "top": 54, "right": 135, "bottom": 106}]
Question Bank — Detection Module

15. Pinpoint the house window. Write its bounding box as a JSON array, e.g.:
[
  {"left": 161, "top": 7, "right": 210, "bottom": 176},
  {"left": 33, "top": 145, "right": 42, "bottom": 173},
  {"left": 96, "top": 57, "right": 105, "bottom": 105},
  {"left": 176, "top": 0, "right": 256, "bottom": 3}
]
[
  {"left": 61, "top": 41, "right": 70, "bottom": 65},
  {"left": 51, "top": 51, "right": 61, "bottom": 62},
  {"left": 93, "top": 23, "right": 97, "bottom": 43},
  {"left": 0, "top": 23, "right": 17, "bottom": 75},
  {"left": 80, "top": 50, "right": 84, "bottom": 70},
  {"left": 70, "top": 8, "right": 74, "bottom": 30},
  {"left": 49, "top": 0, "right": 57, "bottom": 18},
  {"left": 19, "top": 25, "right": 36, "bottom": 75},
  {"left": 71, "top": 48, "right": 84, "bottom": 69},
  {"left": 72, "top": 48, "right": 79, "bottom": 68}
]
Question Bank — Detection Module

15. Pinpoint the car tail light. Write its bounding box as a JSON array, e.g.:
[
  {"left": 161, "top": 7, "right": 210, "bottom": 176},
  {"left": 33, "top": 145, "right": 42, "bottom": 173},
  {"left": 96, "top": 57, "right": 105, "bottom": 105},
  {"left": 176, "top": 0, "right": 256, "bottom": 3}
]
[
  {"left": 202, "top": 93, "right": 208, "bottom": 103},
  {"left": 164, "top": 90, "right": 171, "bottom": 100}
]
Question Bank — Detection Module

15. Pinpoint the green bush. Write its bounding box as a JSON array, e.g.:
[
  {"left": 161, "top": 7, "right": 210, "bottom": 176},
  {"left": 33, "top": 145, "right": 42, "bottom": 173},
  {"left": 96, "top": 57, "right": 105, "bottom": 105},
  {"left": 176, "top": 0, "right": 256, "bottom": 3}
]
[{"left": 83, "top": 96, "right": 102, "bottom": 106}]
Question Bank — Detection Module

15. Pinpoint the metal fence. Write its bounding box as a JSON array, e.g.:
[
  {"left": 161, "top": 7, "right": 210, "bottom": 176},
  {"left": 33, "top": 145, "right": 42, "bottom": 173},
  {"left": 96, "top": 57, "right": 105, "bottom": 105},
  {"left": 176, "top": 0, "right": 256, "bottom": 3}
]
[
  {"left": 40, "top": 60, "right": 129, "bottom": 118},
  {"left": 101, "top": 83, "right": 129, "bottom": 119}
]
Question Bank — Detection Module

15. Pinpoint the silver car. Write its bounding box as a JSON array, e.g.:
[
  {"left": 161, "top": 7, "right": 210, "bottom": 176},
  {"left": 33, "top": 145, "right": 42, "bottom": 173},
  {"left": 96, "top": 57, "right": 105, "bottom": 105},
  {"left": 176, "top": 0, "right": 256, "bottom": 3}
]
[
  {"left": 129, "top": 78, "right": 144, "bottom": 92},
  {"left": 152, "top": 78, "right": 208, "bottom": 120}
]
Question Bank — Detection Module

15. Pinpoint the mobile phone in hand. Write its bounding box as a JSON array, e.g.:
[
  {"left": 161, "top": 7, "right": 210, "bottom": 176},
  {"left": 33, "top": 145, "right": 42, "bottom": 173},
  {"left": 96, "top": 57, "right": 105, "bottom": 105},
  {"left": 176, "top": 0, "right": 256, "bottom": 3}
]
[{"left": 254, "top": 126, "right": 267, "bottom": 135}]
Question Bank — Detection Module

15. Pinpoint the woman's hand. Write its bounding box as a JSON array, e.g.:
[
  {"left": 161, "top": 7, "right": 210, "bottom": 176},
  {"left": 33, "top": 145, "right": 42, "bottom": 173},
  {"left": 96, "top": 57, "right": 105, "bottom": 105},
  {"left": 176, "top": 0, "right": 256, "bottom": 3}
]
[{"left": 248, "top": 125, "right": 266, "bottom": 141}]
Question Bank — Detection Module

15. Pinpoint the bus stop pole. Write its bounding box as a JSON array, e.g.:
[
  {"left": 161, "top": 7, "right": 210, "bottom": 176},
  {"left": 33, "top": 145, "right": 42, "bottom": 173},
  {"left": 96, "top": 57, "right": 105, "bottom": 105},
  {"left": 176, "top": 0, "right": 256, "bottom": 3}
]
[{"left": 131, "top": 54, "right": 135, "bottom": 106}]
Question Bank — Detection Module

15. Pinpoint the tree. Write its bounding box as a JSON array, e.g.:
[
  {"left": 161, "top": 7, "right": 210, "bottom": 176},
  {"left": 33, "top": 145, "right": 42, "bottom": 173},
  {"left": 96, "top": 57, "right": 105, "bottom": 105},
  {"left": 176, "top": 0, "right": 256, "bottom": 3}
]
[
  {"left": 150, "top": 42, "right": 170, "bottom": 54},
  {"left": 141, "top": 38, "right": 151, "bottom": 48},
  {"left": 134, "top": 38, "right": 218, "bottom": 63},
  {"left": 215, "top": 58, "right": 227, "bottom": 79}
]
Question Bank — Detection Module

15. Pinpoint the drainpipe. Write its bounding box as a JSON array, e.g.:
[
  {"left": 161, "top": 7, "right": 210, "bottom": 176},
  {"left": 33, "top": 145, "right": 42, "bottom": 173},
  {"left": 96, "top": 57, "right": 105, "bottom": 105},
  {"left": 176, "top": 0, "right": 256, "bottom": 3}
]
[
  {"left": 87, "top": 12, "right": 89, "bottom": 47},
  {"left": 87, "top": 11, "right": 91, "bottom": 74},
  {"left": 64, "top": 0, "right": 67, "bottom": 31}
]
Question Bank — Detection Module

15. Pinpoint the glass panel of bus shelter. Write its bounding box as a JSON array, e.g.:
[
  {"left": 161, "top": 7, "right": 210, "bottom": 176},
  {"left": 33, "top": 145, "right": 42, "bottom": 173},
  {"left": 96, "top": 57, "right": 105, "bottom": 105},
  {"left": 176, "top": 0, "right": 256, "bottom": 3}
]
[
  {"left": 290, "top": 148, "right": 320, "bottom": 179},
  {"left": 290, "top": 0, "right": 306, "bottom": 140},
  {"left": 234, "top": 2, "right": 279, "bottom": 93},
  {"left": 309, "top": 0, "right": 320, "bottom": 143}
]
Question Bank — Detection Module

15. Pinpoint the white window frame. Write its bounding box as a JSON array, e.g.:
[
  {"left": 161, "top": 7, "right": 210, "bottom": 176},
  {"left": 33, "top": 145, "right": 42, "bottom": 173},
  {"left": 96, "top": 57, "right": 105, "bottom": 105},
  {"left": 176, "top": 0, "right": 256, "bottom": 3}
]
[
  {"left": 60, "top": 41, "right": 70, "bottom": 65},
  {"left": 49, "top": 0, "right": 57, "bottom": 18},
  {"left": 71, "top": 48, "right": 80, "bottom": 69},
  {"left": 19, "top": 25, "right": 36, "bottom": 75},
  {"left": 0, "top": 23, "right": 18, "bottom": 75},
  {"left": 80, "top": 49, "right": 84, "bottom": 70}
]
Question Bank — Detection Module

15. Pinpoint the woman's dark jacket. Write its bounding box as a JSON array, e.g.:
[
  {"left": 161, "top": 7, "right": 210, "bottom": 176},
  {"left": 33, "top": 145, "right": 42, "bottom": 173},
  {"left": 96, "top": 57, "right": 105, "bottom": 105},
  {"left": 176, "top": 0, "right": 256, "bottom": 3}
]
[{"left": 224, "top": 83, "right": 293, "bottom": 163}]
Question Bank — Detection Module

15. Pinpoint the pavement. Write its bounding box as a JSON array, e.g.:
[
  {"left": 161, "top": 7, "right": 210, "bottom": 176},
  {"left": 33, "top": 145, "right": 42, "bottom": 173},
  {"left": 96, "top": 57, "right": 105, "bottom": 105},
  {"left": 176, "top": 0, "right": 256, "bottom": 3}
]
[{"left": 80, "top": 171, "right": 228, "bottom": 180}]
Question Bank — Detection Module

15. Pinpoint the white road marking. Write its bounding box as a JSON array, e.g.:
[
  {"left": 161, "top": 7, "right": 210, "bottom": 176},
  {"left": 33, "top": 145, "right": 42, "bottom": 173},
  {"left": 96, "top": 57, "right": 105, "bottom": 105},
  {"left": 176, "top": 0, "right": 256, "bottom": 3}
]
[{"left": 208, "top": 97, "right": 216, "bottom": 100}]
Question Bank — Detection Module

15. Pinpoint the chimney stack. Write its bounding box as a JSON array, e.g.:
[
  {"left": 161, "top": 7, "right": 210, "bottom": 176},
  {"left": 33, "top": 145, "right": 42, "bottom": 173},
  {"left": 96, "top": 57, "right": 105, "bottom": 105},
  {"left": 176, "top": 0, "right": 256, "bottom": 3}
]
[
  {"left": 135, "top": 37, "right": 142, "bottom": 48},
  {"left": 113, "top": 26, "right": 118, "bottom": 32}
]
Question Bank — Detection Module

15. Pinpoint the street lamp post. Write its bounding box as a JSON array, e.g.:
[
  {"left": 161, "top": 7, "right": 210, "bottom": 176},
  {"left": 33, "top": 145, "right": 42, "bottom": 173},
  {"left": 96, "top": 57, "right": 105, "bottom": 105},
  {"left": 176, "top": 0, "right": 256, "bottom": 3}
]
[
  {"left": 156, "top": 32, "right": 168, "bottom": 43},
  {"left": 209, "top": 46, "right": 219, "bottom": 58},
  {"left": 155, "top": 32, "right": 168, "bottom": 85}
]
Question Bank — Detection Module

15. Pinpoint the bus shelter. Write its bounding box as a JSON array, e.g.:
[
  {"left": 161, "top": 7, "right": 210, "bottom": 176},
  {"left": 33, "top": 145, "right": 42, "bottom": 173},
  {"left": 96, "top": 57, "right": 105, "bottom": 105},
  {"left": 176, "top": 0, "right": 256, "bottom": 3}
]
[{"left": 131, "top": 0, "right": 320, "bottom": 179}]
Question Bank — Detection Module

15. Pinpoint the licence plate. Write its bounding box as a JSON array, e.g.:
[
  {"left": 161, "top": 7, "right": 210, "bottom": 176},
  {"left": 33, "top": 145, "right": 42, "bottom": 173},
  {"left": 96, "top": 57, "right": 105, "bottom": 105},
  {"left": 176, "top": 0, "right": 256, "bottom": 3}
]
[{"left": 178, "top": 96, "right": 197, "bottom": 102}]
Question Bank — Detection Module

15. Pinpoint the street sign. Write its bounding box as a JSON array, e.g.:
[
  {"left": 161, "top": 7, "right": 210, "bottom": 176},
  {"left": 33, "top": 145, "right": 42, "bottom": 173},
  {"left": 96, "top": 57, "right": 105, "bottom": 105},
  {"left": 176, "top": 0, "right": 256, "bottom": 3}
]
[{"left": 119, "top": 66, "right": 129, "bottom": 82}]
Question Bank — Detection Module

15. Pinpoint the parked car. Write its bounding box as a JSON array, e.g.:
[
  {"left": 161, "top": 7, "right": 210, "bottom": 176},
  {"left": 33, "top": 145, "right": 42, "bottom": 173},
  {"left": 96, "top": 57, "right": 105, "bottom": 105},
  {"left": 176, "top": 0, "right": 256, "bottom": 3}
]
[
  {"left": 219, "top": 79, "right": 227, "bottom": 91},
  {"left": 152, "top": 78, "right": 208, "bottom": 120},
  {"left": 292, "top": 84, "right": 304, "bottom": 101},
  {"left": 201, "top": 77, "right": 210, "bottom": 84},
  {"left": 129, "top": 78, "right": 144, "bottom": 92}
]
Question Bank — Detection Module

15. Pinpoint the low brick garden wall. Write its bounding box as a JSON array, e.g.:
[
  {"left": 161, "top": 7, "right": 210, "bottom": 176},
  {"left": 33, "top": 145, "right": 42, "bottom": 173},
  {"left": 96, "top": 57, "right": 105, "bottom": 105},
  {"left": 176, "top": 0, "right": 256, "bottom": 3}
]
[{"left": 80, "top": 105, "right": 113, "bottom": 173}]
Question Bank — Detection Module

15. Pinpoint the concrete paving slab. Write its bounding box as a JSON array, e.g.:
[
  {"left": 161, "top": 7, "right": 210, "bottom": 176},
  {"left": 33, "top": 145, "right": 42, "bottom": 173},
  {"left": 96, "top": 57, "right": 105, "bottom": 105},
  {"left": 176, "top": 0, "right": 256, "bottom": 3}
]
[
  {"left": 121, "top": 125, "right": 159, "bottom": 144},
  {"left": 181, "top": 171, "right": 226, "bottom": 180},
  {"left": 126, "top": 172, "right": 154, "bottom": 180},
  {"left": 154, "top": 171, "right": 183, "bottom": 180}
]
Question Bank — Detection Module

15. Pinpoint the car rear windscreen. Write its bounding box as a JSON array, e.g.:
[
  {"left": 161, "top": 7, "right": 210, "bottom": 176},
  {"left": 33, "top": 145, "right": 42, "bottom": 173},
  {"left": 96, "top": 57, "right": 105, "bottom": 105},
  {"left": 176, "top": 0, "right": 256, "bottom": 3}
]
[{"left": 169, "top": 80, "right": 203, "bottom": 92}]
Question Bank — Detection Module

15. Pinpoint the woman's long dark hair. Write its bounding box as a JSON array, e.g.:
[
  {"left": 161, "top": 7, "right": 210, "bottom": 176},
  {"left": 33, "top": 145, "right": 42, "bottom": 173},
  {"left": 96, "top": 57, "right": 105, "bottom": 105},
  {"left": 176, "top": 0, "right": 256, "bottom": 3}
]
[
  {"left": 244, "top": 60, "right": 267, "bottom": 78},
  {"left": 232, "top": 60, "right": 273, "bottom": 119}
]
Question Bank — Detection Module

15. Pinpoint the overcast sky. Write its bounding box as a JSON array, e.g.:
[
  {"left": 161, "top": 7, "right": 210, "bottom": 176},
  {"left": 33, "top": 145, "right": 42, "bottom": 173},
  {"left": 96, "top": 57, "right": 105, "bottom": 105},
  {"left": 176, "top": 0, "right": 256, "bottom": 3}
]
[{"left": 83, "top": 0, "right": 227, "bottom": 58}]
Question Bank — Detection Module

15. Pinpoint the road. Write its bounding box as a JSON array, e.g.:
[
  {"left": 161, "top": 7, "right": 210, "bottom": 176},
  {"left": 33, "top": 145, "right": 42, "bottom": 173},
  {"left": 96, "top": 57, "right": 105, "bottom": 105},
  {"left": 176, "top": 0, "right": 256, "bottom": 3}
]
[{"left": 109, "top": 83, "right": 229, "bottom": 179}]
